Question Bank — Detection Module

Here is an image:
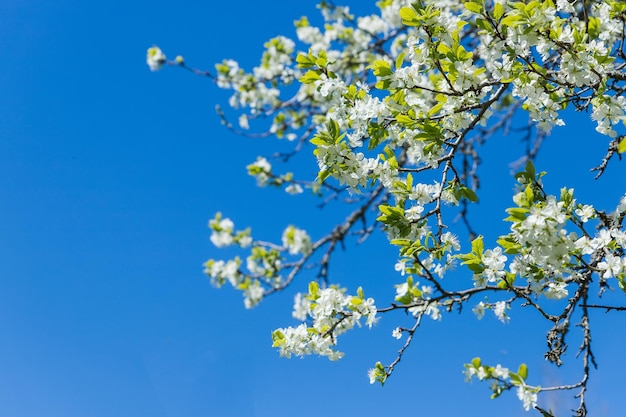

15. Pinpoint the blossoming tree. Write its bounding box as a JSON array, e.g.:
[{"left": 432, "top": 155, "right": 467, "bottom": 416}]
[{"left": 147, "top": 0, "right": 626, "bottom": 415}]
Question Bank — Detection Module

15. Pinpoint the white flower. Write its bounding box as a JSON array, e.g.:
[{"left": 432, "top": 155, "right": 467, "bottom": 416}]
[
  {"left": 575, "top": 205, "right": 595, "bottom": 222},
  {"left": 545, "top": 282, "right": 568, "bottom": 299},
  {"left": 392, "top": 327, "right": 403, "bottom": 339},
  {"left": 250, "top": 156, "right": 271, "bottom": 170},
  {"left": 395, "top": 282, "right": 409, "bottom": 298},
  {"left": 243, "top": 280, "right": 264, "bottom": 309},
  {"left": 238, "top": 114, "right": 250, "bottom": 130},
  {"left": 410, "top": 183, "right": 436, "bottom": 204},
  {"left": 285, "top": 184, "right": 303, "bottom": 195},
  {"left": 394, "top": 260, "right": 407, "bottom": 276},
  {"left": 574, "top": 236, "right": 595, "bottom": 255},
  {"left": 516, "top": 385, "right": 538, "bottom": 411},
  {"left": 146, "top": 46, "right": 166, "bottom": 71},
  {"left": 472, "top": 301, "right": 486, "bottom": 320},
  {"left": 493, "top": 301, "right": 510, "bottom": 323},
  {"left": 492, "top": 364, "right": 509, "bottom": 379},
  {"left": 479, "top": 247, "right": 508, "bottom": 284},
  {"left": 405, "top": 205, "right": 424, "bottom": 221},
  {"left": 204, "top": 259, "right": 230, "bottom": 287},
  {"left": 441, "top": 232, "right": 461, "bottom": 251},
  {"left": 221, "top": 259, "right": 241, "bottom": 287},
  {"left": 597, "top": 254, "right": 626, "bottom": 278},
  {"left": 368, "top": 368, "right": 377, "bottom": 384},
  {"left": 612, "top": 229, "right": 626, "bottom": 248},
  {"left": 292, "top": 293, "right": 311, "bottom": 321},
  {"left": 238, "top": 235, "right": 253, "bottom": 248},
  {"left": 463, "top": 366, "right": 477, "bottom": 382},
  {"left": 247, "top": 157, "right": 272, "bottom": 186},
  {"left": 282, "top": 226, "right": 312, "bottom": 255},
  {"left": 209, "top": 217, "right": 235, "bottom": 248},
  {"left": 556, "top": 0, "right": 575, "bottom": 12},
  {"left": 482, "top": 247, "right": 507, "bottom": 271},
  {"left": 425, "top": 302, "right": 441, "bottom": 321}
]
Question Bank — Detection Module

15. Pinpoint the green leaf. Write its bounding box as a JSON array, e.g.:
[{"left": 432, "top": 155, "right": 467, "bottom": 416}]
[
  {"left": 296, "top": 53, "right": 314, "bottom": 68},
  {"left": 395, "top": 51, "right": 406, "bottom": 69},
  {"left": 471, "top": 235, "right": 484, "bottom": 257},
  {"left": 300, "top": 70, "right": 321, "bottom": 84},
  {"left": 436, "top": 42, "right": 452, "bottom": 56},
  {"left": 399, "top": 6, "right": 419, "bottom": 26},
  {"left": 525, "top": 160, "right": 536, "bottom": 179},
  {"left": 588, "top": 16, "right": 601, "bottom": 39},
  {"left": 314, "top": 51, "right": 328, "bottom": 68},
  {"left": 524, "top": 185, "right": 534, "bottom": 204},
  {"left": 427, "top": 102, "right": 443, "bottom": 116},
  {"left": 456, "top": 45, "right": 473, "bottom": 61},
  {"left": 471, "top": 357, "right": 481, "bottom": 368},
  {"left": 493, "top": 2, "right": 504, "bottom": 19},
  {"left": 308, "top": 281, "right": 320, "bottom": 298},
  {"left": 465, "top": 261, "right": 486, "bottom": 274},
  {"left": 371, "top": 59, "right": 393, "bottom": 77},
  {"left": 503, "top": 272, "right": 516, "bottom": 286},
  {"left": 367, "top": 121, "right": 387, "bottom": 150},
  {"left": 517, "top": 363, "right": 528, "bottom": 380},
  {"left": 497, "top": 273, "right": 516, "bottom": 288},
  {"left": 396, "top": 114, "right": 415, "bottom": 126},
  {"left": 317, "top": 170, "right": 330, "bottom": 183},
  {"left": 475, "top": 17, "right": 491, "bottom": 31},
  {"left": 271, "top": 329, "right": 286, "bottom": 347},
  {"left": 310, "top": 137, "right": 328, "bottom": 146},
  {"left": 461, "top": 187, "right": 479, "bottom": 202},
  {"left": 464, "top": 1, "right": 483, "bottom": 14},
  {"left": 618, "top": 137, "right": 626, "bottom": 153},
  {"left": 490, "top": 390, "right": 503, "bottom": 399},
  {"left": 504, "top": 207, "right": 529, "bottom": 222},
  {"left": 509, "top": 372, "right": 522, "bottom": 385},
  {"left": 500, "top": 14, "right": 521, "bottom": 28},
  {"left": 378, "top": 204, "right": 393, "bottom": 215},
  {"left": 497, "top": 237, "right": 521, "bottom": 254},
  {"left": 357, "top": 286, "right": 365, "bottom": 299},
  {"left": 350, "top": 296, "right": 363, "bottom": 306}
]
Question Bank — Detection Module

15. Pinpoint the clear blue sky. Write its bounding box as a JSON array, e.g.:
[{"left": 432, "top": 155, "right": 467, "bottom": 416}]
[{"left": 1, "top": 1, "right": 624, "bottom": 416}]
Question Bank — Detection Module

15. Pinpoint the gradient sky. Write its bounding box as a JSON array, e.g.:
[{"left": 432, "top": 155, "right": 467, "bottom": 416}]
[{"left": 1, "top": 1, "right": 625, "bottom": 416}]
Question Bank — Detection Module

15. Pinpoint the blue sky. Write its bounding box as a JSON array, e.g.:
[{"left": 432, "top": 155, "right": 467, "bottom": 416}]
[{"left": 1, "top": 1, "right": 625, "bottom": 416}]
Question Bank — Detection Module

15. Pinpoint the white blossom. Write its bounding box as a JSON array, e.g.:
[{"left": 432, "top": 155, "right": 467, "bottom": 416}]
[
  {"left": 516, "top": 385, "right": 538, "bottom": 411},
  {"left": 146, "top": 46, "right": 166, "bottom": 71},
  {"left": 545, "top": 282, "right": 569, "bottom": 300},
  {"left": 493, "top": 301, "right": 510, "bottom": 324},
  {"left": 282, "top": 226, "right": 312, "bottom": 255},
  {"left": 392, "top": 327, "right": 403, "bottom": 339},
  {"left": 285, "top": 184, "right": 303, "bottom": 195},
  {"left": 209, "top": 217, "right": 235, "bottom": 248},
  {"left": 492, "top": 364, "right": 509, "bottom": 379},
  {"left": 473, "top": 301, "right": 486, "bottom": 320}
]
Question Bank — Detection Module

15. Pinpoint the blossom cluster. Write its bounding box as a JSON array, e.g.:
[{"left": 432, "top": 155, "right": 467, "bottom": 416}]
[
  {"left": 205, "top": 213, "right": 313, "bottom": 308},
  {"left": 246, "top": 157, "right": 305, "bottom": 194},
  {"left": 281, "top": 225, "right": 312, "bottom": 255},
  {"left": 272, "top": 282, "right": 377, "bottom": 360},
  {"left": 464, "top": 358, "right": 538, "bottom": 411},
  {"left": 394, "top": 276, "right": 440, "bottom": 320}
]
